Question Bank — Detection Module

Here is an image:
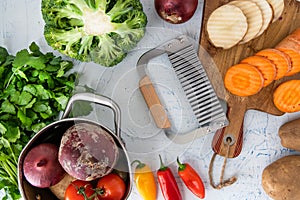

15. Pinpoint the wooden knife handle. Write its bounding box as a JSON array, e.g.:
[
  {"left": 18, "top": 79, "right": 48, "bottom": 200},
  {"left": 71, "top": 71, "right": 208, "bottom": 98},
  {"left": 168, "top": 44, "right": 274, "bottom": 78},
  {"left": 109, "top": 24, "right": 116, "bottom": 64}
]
[
  {"left": 212, "top": 103, "right": 247, "bottom": 158},
  {"left": 139, "top": 75, "right": 171, "bottom": 129}
]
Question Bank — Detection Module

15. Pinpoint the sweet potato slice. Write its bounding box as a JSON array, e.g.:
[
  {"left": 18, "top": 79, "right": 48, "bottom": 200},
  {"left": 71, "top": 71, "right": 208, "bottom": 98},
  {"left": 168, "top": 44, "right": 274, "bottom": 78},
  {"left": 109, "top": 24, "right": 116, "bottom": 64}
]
[
  {"left": 276, "top": 28, "right": 300, "bottom": 54},
  {"left": 224, "top": 63, "right": 264, "bottom": 97},
  {"left": 248, "top": 0, "right": 273, "bottom": 36},
  {"left": 266, "top": 0, "right": 284, "bottom": 22},
  {"left": 228, "top": 0, "right": 263, "bottom": 44},
  {"left": 240, "top": 55, "right": 276, "bottom": 87},
  {"left": 276, "top": 48, "right": 300, "bottom": 76},
  {"left": 289, "top": 28, "right": 300, "bottom": 42},
  {"left": 276, "top": 37, "right": 300, "bottom": 54},
  {"left": 255, "top": 48, "right": 291, "bottom": 80},
  {"left": 273, "top": 80, "right": 300, "bottom": 113},
  {"left": 206, "top": 4, "right": 248, "bottom": 49}
]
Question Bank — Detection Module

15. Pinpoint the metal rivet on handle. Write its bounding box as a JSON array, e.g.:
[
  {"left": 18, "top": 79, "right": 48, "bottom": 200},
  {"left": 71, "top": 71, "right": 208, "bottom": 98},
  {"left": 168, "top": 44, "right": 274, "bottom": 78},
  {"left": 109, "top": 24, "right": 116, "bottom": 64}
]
[{"left": 223, "top": 134, "right": 235, "bottom": 146}]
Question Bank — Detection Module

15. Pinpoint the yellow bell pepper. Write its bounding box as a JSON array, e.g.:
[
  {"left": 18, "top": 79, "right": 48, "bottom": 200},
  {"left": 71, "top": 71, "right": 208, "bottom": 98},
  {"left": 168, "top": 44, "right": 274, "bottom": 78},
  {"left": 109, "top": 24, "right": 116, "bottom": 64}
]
[{"left": 132, "top": 160, "right": 157, "bottom": 200}]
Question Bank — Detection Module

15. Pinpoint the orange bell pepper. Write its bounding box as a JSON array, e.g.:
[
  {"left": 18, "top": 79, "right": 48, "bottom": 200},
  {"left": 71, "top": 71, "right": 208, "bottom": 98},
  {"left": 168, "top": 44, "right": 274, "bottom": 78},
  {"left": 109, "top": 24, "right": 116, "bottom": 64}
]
[{"left": 132, "top": 160, "right": 157, "bottom": 200}]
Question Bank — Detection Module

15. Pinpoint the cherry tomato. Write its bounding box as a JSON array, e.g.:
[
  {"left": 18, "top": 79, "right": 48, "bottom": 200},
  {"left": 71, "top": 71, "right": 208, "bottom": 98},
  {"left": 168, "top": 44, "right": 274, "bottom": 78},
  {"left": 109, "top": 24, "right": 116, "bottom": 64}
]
[
  {"left": 96, "top": 173, "right": 126, "bottom": 200},
  {"left": 64, "top": 180, "right": 94, "bottom": 200}
]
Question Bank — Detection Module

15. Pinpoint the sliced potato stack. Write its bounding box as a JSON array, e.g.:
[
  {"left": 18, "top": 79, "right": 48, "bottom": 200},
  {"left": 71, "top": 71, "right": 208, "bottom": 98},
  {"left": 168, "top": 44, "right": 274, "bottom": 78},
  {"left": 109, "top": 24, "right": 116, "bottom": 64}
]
[
  {"left": 224, "top": 28, "right": 300, "bottom": 113},
  {"left": 228, "top": 0, "right": 263, "bottom": 44},
  {"left": 266, "top": 0, "right": 285, "bottom": 22},
  {"left": 206, "top": 4, "right": 248, "bottom": 49},
  {"left": 207, "top": 0, "right": 284, "bottom": 49}
]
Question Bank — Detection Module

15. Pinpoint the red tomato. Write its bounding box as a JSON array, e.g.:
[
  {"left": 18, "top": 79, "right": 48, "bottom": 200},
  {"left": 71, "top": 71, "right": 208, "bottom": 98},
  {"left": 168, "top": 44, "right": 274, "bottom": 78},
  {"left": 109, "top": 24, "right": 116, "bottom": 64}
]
[
  {"left": 64, "top": 180, "right": 94, "bottom": 200},
  {"left": 96, "top": 173, "right": 126, "bottom": 200}
]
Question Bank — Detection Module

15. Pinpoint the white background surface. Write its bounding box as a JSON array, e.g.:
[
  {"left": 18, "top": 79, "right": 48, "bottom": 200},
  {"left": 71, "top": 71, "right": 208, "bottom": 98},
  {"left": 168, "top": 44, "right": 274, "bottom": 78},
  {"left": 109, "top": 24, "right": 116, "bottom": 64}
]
[{"left": 1, "top": 0, "right": 300, "bottom": 199}]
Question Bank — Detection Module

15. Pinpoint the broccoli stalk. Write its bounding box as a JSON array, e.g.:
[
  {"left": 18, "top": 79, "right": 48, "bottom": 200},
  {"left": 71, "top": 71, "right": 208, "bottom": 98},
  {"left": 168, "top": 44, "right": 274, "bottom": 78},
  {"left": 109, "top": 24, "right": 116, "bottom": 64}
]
[{"left": 42, "top": 0, "right": 147, "bottom": 67}]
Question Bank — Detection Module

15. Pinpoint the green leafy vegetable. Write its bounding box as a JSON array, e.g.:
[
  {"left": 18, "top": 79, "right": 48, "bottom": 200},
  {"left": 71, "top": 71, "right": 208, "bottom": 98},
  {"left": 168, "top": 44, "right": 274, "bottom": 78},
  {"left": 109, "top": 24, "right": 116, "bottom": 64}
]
[
  {"left": 41, "top": 0, "right": 147, "bottom": 67},
  {"left": 0, "top": 42, "right": 79, "bottom": 199}
]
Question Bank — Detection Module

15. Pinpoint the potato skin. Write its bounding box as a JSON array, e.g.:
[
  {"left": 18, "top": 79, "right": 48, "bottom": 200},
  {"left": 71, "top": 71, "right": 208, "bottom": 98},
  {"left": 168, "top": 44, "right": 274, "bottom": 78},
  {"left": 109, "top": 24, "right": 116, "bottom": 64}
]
[
  {"left": 279, "top": 118, "right": 300, "bottom": 151},
  {"left": 262, "top": 155, "right": 300, "bottom": 200},
  {"left": 50, "top": 174, "right": 76, "bottom": 200}
]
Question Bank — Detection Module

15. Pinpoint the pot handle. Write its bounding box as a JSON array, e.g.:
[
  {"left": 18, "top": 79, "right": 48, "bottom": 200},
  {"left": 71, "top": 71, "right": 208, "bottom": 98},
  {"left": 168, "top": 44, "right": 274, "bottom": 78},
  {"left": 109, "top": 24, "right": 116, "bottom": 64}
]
[{"left": 61, "top": 93, "right": 121, "bottom": 138}]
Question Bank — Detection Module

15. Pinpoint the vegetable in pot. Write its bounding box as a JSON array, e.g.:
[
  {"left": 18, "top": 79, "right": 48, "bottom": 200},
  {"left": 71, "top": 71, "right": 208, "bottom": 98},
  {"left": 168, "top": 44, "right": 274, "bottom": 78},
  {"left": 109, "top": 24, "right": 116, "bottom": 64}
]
[
  {"left": 49, "top": 173, "right": 76, "bottom": 200},
  {"left": 58, "top": 123, "right": 119, "bottom": 181},
  {"left": 157, "top": 155, "right": 182, "bottom": 200},
  {"left": 177, "top": 157, "right": 205, "bottom": 199},
  {"left": 41, "top": 0, "right": 148, "bottom": 67},
  {"left": 132, "top": 160, "right": 157, "bottom": 200},
  {"left": 23, "top": 143, "right": 66, "bottom": 188},
  {"left": 64, "top": 179, "right": 95, "bottom": 200},
  {"left": 95, "top": 173, "right": 126, "bottom": 200}
]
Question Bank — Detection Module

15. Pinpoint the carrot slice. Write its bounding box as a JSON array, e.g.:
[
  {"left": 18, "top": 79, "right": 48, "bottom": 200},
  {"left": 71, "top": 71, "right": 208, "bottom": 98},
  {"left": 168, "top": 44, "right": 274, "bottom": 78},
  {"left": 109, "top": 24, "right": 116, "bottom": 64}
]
[
  {"left": 240, "top": 55, "right": 276, "bottom": 87},
  {"left": 255, "top": 48, "right": 291, "bottom": 80},
  {"left": 273, "top": 80, "right": 300, "bottom": 113},
  {"left": 276, "top": 48, "right": 300, "bottom": 76},
  {"left": 224, "top": 63, "right": 264, "bottom": 97}
]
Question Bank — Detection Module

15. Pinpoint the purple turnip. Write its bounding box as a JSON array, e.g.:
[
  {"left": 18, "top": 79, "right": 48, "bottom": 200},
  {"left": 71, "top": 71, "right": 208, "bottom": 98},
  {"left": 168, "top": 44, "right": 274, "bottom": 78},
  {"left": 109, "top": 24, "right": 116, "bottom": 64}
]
[
  {"left": 58, "top": 123, "right": 119, "bottom": 181},
  {"left": 23, "top": 143, "right": 66, "bottom": 188},
  {"left": 154, "top": 0, "right": 198, "bottom": 24}
]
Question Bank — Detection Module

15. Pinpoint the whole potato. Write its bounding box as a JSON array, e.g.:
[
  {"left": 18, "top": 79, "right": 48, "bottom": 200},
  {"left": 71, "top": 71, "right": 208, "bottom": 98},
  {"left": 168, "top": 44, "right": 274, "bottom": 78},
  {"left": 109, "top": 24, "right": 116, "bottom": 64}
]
[
  {"left": 262, "top": 155, "right": 300, "bottom": 200},
  {"left": 279, "top": 118, "right": 300, "bottom": 151}
]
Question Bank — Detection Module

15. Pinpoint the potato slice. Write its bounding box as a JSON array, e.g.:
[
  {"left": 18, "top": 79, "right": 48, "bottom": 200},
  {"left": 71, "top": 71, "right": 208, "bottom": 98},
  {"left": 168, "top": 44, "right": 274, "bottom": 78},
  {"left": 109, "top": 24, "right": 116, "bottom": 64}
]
[
  {"left": 229, "top": 0, "right": 263, "bottom": 44},
  {"left": 206, "top": 4, "right": 248, "bottom": 49},
  {"left": 248, "top": 0, "right": 273, "bottom": 36},
  {"left": 266, "top": 0, "right": 284, "bottom": 22}
]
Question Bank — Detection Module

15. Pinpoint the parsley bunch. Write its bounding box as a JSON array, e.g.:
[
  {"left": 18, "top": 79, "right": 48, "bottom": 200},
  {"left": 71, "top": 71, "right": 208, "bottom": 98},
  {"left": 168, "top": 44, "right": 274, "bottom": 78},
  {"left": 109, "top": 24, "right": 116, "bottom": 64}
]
[{"left": 0, "top": 42, "right": 77, "bottom": 199}]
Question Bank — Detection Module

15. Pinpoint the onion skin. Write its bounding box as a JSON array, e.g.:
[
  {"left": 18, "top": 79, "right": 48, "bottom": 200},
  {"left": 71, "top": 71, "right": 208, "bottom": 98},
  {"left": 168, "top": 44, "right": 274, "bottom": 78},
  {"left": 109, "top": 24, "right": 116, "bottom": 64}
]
[
  {"left": 154, "top": 0, "right": 198, "bottom": 24},
  {"left": 23, "top": 143, "right": 65, "bottom": 188}
]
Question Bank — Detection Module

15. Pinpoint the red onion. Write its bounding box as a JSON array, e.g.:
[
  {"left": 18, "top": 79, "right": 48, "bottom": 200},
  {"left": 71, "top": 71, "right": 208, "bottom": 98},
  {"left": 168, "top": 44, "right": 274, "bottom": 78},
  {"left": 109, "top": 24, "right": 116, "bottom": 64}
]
[
  {"left": 23, "top": 143, "right": 65, "bottom": 188},
  {"left": 154, "top": 0, "right": 198, "bottom": 24}
]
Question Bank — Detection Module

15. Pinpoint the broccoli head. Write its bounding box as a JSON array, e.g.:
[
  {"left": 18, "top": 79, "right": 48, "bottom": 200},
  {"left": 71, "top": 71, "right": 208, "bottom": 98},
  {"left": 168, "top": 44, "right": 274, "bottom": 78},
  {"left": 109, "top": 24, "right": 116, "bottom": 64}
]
[{"left": 41, "top": 0, "right": 147, "bottom": 67}]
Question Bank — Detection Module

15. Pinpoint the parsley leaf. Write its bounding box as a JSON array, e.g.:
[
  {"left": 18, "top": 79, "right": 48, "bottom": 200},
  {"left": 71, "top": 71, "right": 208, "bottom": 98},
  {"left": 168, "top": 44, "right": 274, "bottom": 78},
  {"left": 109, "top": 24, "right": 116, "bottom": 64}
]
[{"left": 0, "top": 42, "right": 92, "bottom": 199}]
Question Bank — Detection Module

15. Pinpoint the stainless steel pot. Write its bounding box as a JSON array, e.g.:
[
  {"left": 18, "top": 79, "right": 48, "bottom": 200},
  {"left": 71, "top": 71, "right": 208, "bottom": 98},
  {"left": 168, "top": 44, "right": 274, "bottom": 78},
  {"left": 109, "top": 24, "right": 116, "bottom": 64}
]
[{"left": 17, "top": 93, "right": 132, "bottom": 200}]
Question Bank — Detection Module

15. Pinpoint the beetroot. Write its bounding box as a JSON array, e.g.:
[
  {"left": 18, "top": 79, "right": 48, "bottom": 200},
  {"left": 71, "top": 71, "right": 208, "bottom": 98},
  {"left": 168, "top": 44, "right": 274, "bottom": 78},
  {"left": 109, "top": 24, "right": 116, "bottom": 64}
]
[
  {"left": 23, "top": 143, "right": 66, "bottom": 188},
  {"left": 58, "top": 123, "right": 119, "bottom": 181}
]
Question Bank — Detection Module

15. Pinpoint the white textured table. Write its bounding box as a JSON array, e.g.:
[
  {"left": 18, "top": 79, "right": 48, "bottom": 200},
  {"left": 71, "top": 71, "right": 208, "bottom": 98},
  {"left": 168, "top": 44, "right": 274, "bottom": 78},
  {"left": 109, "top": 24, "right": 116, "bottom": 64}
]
[{"left": 1, "top": 0, "right": 300, "bottom": 200}]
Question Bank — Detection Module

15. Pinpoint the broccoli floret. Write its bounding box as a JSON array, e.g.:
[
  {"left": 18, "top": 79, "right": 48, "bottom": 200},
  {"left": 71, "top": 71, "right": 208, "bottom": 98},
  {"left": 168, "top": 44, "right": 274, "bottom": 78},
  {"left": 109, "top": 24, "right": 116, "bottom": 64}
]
[{"left": 41, "top": 0, "right": 147, "bottom": 67}]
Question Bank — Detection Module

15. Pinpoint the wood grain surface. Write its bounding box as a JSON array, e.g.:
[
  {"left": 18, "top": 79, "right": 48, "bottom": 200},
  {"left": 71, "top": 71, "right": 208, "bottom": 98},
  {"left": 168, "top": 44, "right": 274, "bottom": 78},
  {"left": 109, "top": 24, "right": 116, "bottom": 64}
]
[{"left": 199, "top": 0, "right": 300, "bottom": 158}]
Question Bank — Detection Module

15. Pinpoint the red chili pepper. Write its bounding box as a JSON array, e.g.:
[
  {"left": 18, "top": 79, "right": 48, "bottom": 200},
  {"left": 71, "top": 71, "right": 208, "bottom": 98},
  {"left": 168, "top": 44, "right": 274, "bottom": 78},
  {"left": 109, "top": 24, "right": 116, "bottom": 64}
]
[
  {"left": 157, "top": 155, "right": 182, "bottom": 200},
  {"left": 177, "top": 157, "right": 205, "bottom": 199}
]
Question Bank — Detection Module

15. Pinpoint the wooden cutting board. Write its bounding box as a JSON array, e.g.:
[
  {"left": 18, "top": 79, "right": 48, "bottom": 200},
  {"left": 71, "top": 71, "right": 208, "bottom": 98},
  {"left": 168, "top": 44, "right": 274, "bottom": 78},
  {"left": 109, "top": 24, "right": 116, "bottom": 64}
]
[{"left": 199, "top": 0, "right": 300, "bottom": 158}]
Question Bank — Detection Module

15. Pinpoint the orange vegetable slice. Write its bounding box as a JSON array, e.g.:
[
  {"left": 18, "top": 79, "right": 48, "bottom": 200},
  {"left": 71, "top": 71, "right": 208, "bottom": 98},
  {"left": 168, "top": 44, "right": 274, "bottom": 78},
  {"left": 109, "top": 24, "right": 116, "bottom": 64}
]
[
  {"left": 224, "top": 63, "right": 264, "bottom": 97},
  {"left": 276, "top": 48, "right": 300, "bottom": 76},
  {"left": 273, "top": 80, "right": 300, "bottom": 113},
  {"left": 255, "top": 48, "right": 291, "bottom": 80},
  {"left": 240, "top": 55, "right": 276, "bottom": 87},
  {"left": 276, "top": 28, "right": 300, "bottom": 54}
]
